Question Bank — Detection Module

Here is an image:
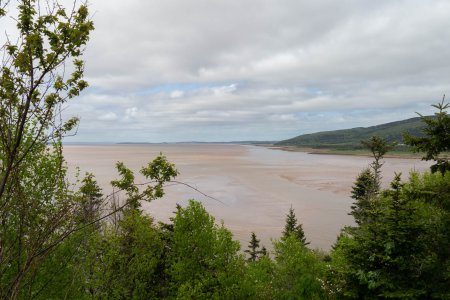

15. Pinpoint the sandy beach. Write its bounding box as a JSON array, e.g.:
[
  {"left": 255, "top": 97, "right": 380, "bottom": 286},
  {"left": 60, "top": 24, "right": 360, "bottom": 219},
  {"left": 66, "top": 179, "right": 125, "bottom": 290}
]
[{"left": 63, "top": 144, "right": 431, "bottom": 250}]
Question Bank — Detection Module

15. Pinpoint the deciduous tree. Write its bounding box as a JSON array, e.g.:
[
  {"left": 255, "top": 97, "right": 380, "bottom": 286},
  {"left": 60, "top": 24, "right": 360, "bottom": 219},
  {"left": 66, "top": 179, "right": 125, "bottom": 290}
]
[
  {"left": 273, "top": 235, "right": 326, "bottom": 299},
  {"left": 170, "top": 200, "right": 245, "bottom": 298},
  {"left": 0, "top": 1, "right": 93, "bottom": 297}
]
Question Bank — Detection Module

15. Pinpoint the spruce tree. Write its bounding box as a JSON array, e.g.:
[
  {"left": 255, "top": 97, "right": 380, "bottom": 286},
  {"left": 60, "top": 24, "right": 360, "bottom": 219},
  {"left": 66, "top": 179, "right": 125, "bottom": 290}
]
[
  {"left": 350, "top": 168, "right": 377, "bottom": 225},
  {"left": 332, "top": 171, "right": 450, "bottom": 299},
  {"left": 361, "top": 135, "right": 395, "bottom": 191},
  {"left": 79, "top": 173, "right": 103, "bottom": 224},
  {"left": 244, "top": 232, "right": 262, "bottom": 262},
  {"left": 404, "top": 97, "right": 450, "bottom": 174},
  {"left": 348, "top": 136, "right": 393, "bottom": 227},
  {"left": 260, "top": 246, "right": 268, "bottom": 257},
  {"left": 282, "top": 207, "right": 309, "bottom": 246}
]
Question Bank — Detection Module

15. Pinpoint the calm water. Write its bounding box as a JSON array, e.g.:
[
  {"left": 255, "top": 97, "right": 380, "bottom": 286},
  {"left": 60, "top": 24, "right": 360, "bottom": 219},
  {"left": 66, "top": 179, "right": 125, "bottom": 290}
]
[{"left": 63, "top": 144, "right": 431, "bottom": 250}]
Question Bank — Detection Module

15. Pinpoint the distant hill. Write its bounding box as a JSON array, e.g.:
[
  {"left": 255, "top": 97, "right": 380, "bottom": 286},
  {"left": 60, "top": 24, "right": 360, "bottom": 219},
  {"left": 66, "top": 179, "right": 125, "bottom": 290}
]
[{"left": 275, "top": 117, "right": 426, "bottom": 149}]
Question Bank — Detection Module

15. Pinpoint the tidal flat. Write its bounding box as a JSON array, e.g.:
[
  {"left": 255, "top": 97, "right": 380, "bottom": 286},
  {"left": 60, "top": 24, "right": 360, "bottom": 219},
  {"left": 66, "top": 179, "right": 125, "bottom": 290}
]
[{"left": 63, "top": 144, "right": 431, "bottom": 250}]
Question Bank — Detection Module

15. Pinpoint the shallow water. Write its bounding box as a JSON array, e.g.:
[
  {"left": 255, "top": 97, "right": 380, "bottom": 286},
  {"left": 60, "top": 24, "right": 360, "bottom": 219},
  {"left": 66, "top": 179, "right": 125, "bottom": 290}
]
[{"left": 63, "top": 144, "right": 431, "bottom": 250}]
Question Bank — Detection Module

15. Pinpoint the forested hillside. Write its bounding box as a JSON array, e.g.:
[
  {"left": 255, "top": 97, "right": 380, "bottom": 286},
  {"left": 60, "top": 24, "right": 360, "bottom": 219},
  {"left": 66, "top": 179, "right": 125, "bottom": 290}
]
[{"left": 276, "top": 117, "right": 425, "bottom": 149}]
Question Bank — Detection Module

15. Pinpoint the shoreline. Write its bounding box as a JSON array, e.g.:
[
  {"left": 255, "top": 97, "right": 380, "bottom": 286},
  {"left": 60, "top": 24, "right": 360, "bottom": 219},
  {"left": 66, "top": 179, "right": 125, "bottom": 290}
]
[{"left": 263, "top": 145, "right": 424, "bottom": 159}]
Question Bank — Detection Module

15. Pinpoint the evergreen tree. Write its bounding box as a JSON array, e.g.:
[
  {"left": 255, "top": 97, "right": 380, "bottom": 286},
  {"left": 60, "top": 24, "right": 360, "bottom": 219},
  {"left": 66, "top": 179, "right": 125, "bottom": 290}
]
[
  {"left": 260, "top": 246, "right": 268, "bottom": 257},
  {"left": 244, "top": 232, "right": 262, "bottom": 262},
  {"left": 78, "top": 172, "right": 103, "bottom": 224},
  {"left": 404, "top": 97, "right": 450, "bottom": 174},
  {"left": 71, "top": 211, "right": 166, "bottom": 299},
  {"left": 348, "top": 136, "right": 393, "bottom": 228},
  {"left": 350, "top": 168, "right": 377, "bottom": 225},
  {"left": 330, "top": 172, "right": 450, "bottom": 299},
  {"left": 282, "top": 206, "right": 309, "bottom": 246},
  {"left": 361, "top": 135, "right": 395, "bottom": 191}
]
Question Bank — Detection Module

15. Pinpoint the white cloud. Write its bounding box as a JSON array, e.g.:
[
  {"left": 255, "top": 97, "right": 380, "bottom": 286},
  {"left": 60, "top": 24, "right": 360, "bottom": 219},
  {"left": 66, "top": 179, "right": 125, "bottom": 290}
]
[
  {"left": 268, "top": 114, "right": 297, "bottom": 122},
  {"left": 125, "top": 107, "right": 138, "bottom": 119},
  {"left": 4, "top": 0, "right": 447, "bottom": 142},
  {"left": 98, "top": 112, "right": 118, "bottom": 121},
  {"left": 170, "top": 90, "right": 184, "bottom": 98}
]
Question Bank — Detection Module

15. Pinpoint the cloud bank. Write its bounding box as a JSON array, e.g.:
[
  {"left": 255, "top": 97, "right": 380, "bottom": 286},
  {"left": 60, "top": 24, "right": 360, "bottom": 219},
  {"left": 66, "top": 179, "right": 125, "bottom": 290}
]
[{"left": 9, "top": 0, "right": 450, "bottom": 142}]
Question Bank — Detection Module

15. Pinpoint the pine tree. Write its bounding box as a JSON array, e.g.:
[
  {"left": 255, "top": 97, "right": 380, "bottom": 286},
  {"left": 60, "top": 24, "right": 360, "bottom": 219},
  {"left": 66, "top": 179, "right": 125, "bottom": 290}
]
[
  {"left": 244, "top": 232, "right": 262, "bottom": 262},
  {"left": 282, "top": 207, "right": 309, "bottom": 246}
]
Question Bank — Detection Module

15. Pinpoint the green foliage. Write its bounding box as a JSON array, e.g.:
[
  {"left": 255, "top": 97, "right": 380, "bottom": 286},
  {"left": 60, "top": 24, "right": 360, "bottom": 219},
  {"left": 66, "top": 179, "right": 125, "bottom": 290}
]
[
  {"left": 260, "top": 246, "right": 268, "bottom": 257},
  {"left": 79, "top": 211, "right": 166, "bottom": 299},
  {"left": 282, "top": 206, "right": 309, "bottom": 246},
  {"left": 404, "top": 99, "right": 450, "bottom": 173},
  {"left": 111, "top": 154, "right": 178, "bottom": 210},
  {"left": 361, "top": 135, "right": 396, "bottom": 158},
  {"left": 65, "top": 156, "right": 179, "bottom": 298},
  {"left": 19, "top": 229, "right": 92, "bottom": 300},
  {"left": 334, "top": 104, "right": 450, "bottom": 299},
  {"left": 330, "top": 171, "right": 450, "bottom": 299},
  {"left": 78, "top": 173, "right": 103, "bottom": 224},
  {"left": 241, "top": 256, "right": 277, "bottom": 299},
  {"left": 350, "top": 168, "right": 377, "bottom": 225},
  {"left": 244, "top": 232, "right": 264, "bottom": 262},
  {"left": 12, "top": 173, "right": 102, "bottom": 299},
  {"left": 273, "top": 235, "right": 327, "bottom": 299},
  {"left": 2, "top": 5, "right": 448, "bottom": 297},
  {"left": 140, "top": 154, "right": 179, "bottom": 200},
  {"left": 276, "top": 117, "right": 425, "bottom": 149},
  {"left": 348, "top": 136, "right": 393, "bottom": 228},
  {"left": 361, "top": 135, "right": 395, "bottom": 189},
  {"left": 0, "top": 136, "right": 77, "bottom": 299},
  {"left": 111, "top": 162, "right": 138, "bottom": 194},
  {"left": 242, "top": 243, "right": 330, "bottom": 299},
  {"left": 170, "top": 200, "right": 245, "bottom": 298},
  {"left": 0, "top": 1, "right": 94, "bottom": 297}
]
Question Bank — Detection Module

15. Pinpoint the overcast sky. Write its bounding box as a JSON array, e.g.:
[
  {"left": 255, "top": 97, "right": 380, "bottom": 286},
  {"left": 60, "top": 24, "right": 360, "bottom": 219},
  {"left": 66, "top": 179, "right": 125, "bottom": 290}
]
[{"left": 6, "top": 0, "right": 450, "bottom": 142}]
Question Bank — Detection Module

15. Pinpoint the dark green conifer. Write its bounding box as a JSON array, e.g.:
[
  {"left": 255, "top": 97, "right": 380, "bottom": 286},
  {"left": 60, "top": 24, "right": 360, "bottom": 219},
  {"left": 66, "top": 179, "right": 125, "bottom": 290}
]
[
  {"left": 282, "top": 206, "right": 309, "bottom": 246},
  {"left": 350, "top": 168, "right": 377, "bottom": 225},
  {"left": 404, "top": 97, "right": 450, "bottom": 173},
  {"left": 245, "top": 232, "right": 262, "bottom": 262},
  {"left": 79, "top": 173, "right": 103, "bottom": 224},
  {"left": 361, "top": 135, "right": 395, "bottom": 190},
  {"left": 260, "top": 246, "right": 268, "bottom": 257}
]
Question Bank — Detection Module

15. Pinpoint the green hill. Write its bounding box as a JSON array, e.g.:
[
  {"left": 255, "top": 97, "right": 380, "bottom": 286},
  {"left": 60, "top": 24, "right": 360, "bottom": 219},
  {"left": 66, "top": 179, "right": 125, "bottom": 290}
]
[{"left": 275, "top": 117, "right": 426, "bottom": 150}]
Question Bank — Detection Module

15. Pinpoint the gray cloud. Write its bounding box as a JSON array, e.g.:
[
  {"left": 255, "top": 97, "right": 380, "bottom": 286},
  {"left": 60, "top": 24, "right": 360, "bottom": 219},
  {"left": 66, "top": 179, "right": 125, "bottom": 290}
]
[{"left": 5, "top": 0, "right": 448, "bottom": 142}]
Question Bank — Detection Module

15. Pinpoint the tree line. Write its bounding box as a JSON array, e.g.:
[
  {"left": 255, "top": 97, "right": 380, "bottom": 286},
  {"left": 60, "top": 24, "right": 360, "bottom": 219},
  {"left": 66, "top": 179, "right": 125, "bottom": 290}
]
[{"left": 1, "top": 1, "right": 449, "bottom": 299}]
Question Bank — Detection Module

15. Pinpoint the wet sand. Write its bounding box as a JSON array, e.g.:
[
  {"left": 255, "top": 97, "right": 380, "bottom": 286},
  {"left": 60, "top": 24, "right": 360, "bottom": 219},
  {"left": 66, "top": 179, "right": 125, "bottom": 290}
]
[{"left": 63, "top": 144, "right": 431, "bottom": 250}]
